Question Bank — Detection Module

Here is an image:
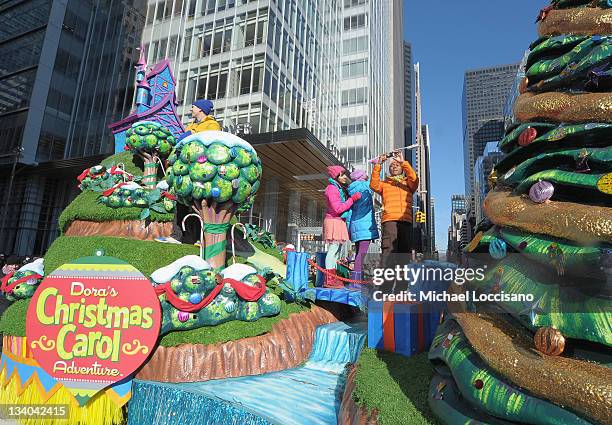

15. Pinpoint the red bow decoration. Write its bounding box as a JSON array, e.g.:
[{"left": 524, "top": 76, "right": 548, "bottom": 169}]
[
  {"left": 1, "top": 272, "right": 42, "bottom": 294},
  {"left": 154, "top": 275, "right": 267, "bottom": 313},
  {"left": 102, "top": 182, "right": 128, "bottom": 197}
]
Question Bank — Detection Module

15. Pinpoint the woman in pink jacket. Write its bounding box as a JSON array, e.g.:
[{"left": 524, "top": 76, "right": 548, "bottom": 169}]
[{"left": 323, "top": 166, "right": 361, "bottom": 287}]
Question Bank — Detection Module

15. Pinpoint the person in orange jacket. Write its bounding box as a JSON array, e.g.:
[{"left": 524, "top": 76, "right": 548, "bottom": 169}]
[{"left": 370, "top": 150, "right": 419, "bottom": 266}]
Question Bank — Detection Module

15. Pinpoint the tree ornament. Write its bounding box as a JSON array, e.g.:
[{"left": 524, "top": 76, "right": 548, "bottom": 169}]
[
  {"left": 177, "top": 311, "right": 190, "bottom": 322},
  {"left": 489, "top": 238, "right": 507, "bottom": 259},
  {"left": 534, "top": 327, "right": 565, "bottom": 356},
  {"left": 529, "top": 180, "right": 554, "bottom": 203},
  {"left": 575, "top": 149, "right": 591, "bottom": 173},
  {"left": 518, "top": 127, "right": 537, "bottom": 146}
]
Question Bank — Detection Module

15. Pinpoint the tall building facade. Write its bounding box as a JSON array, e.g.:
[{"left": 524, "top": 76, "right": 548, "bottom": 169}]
[
  {"left": 473, "top": 141, "right": 503, "bottom": 224},
  {"left": 430, "top": 196, "right": 436, "bottom": 252},
  {"left": 143, "top": 0, "right": 342, "bottom": 147},
  {"left": 0, "top": 0, "right": 145, "bottom": 255},
  {"left": 403, "top": 41, "right": 413, "bottom": 153},
  {"left": 413, "top": 62, "right": 432, "bottom": 255},
  {"left": 142, "top": 0, "right": 405, "bottom": 170},
  {"left": 447, "top": 194, "right": 468, "bottom": 262},
  {"left": 339, "top": 0, "right": 404, "bottom": 169},
  {"left": 462, "top": 63, "right": 519, "bottom": 223}
]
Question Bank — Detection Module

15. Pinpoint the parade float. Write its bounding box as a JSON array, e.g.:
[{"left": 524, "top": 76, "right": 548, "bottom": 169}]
[
  {"left": 0, "top": 52, "right": 388, "bottom": 425},
  {"left": 429, "top": 1, "right": 612, "bottom": 424}
]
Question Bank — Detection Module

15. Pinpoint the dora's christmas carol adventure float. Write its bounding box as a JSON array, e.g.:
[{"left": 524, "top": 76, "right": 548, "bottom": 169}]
[{"left": 1, "top": 1, "right": 611, "bottom": 424}]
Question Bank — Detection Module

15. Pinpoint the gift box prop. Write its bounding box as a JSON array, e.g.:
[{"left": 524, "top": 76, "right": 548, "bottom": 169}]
[
  {"left": 315, "top": 252, "right": 326, "bottom": 287},
  {"left": 280, "top": 251, "right": 311, "bottom": 301},
  {"left": 368, "top": 301, "right": 442, "bottom": 357}
]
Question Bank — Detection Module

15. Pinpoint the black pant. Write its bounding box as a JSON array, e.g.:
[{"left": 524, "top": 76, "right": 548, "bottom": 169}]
[{"left": 381, "top": 221, "right": 413, "bottom": 268}]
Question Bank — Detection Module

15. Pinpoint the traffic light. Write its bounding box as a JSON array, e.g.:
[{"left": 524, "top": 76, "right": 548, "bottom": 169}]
[{"left": 415, "top": 211, "right": 427, "bottom": 224}]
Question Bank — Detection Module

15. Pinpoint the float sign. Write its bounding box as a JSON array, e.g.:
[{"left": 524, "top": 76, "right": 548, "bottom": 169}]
[{"left": 26, "top": 254, "right": 161, "bottom": 406}]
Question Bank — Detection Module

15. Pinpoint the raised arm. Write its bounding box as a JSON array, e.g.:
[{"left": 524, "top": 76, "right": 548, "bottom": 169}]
[
  {"left": 370, "top": 164, "right": 382, "bottom": 194},
  {"left": 401, "top": 161, "right": 419, "bottom": 193}
]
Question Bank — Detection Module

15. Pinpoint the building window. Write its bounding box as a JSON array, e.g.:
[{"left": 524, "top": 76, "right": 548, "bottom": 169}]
[
  {"left": 341, "top": 87, "right": 368, "bottom": 106},
  {"left": 343, "top": 13, "right": 366, "bottom": 31},
  {"left": 343, "top": 0, "right": 366, "bottom": 8},
  {"left": 341, "top": 116, "right": 368, "bottom": 136},
  {"left": 342, "top": 59, "right": 368, "bottom": 78},
  {"left": 343, "top": 35, "right": 368, "bottom": 55}
]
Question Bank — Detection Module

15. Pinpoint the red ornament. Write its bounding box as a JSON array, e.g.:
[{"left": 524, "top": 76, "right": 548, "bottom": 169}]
[
  {"left": 474, "top": 379, "right": 484, "bottom": 390},
  {"left": 519, "top": 127, "right": 537, "bottom": 147}
]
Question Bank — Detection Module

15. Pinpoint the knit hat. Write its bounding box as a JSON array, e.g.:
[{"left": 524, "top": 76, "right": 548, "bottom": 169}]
[
  {"left": 192, "top": 99, "right": 214, "bottom": 115},
  {"left": 350, "top": 169, "right": 367, "bottom": 181},
  {"left": 327, "top": 165, "right": 346, "bottom": 179}
]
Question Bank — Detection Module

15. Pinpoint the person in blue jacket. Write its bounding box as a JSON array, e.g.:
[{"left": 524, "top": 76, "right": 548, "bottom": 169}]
[{"left": 347, "top": 169, "right": 380, "bottom": 281}]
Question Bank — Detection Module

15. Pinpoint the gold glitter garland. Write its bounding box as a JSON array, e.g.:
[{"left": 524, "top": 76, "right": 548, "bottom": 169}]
[
  {"left": 514, "top": 92, "right": 612, "bottom": 123},
  {"left": 483, "top": 190, "right": 612, "bottom": 244},
  {"left": 453, "top": 312, "right": 612, "bottom": 425},
  {"left": 538, "top": 7, "right": 612, "bottom": 36}
]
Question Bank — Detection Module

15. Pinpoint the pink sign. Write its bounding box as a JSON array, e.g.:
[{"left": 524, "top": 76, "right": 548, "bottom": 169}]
[{"left": 26, "top": 255, "right": 161, "bottom": 405}]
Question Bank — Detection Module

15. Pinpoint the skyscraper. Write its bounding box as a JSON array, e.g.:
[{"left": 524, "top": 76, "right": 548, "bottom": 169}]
[
  {"left": 141, "top": 0, "right": 404, "bottom": 170},
  {"left": 413, "top": 62, "right": 432, "bottom": 255},
  {"left": 430, "top": 196, "right": 436, "bottom": 252},
  {"left": 403, "top": 41, "right": 413, "bottom": 153},
  {"left": 448, "top": 194, "right": 468, "bottom": 261},
  {"left": 143, "top": 0, "right": 342, "bottom": 147},
  {"left": 0, "top": 0, "right": 145, "bottom": 254},
  {"left": 462, "top": 63, "right": 519, "bottom": 221}
]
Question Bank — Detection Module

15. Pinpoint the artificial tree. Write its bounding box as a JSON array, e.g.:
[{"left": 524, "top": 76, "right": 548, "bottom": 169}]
[
  {"left": 125, "top": 121, "right": 177, "bottom": 188},
  {"left": 167, "top": 133, "right": 262, "bottom": 269}
]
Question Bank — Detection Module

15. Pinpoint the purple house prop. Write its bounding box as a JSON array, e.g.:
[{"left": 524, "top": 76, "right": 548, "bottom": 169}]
[{"left": 109, "top": 48, "right": 185, "bottom": 153}]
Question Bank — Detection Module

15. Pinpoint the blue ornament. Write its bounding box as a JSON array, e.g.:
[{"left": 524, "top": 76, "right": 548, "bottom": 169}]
[
  {"left": 211, "top": 187, "right": 221, "bottom": 198},
  {"left": 489, "top": 238, "right": 507, "bottom": 260},
  {"left": 189, "top": 293, "right": 203, "bottom": 304}
]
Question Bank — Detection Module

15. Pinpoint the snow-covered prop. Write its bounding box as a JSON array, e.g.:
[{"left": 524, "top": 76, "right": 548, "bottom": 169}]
[
  {"left": 77, "top": 164, "right": 138, "bottom": 192},
  {"left": 125, "top": 121, "right": 177, "bottom": 188},
  {"left": 98, "top": 181, "right": 176, "bottom": 219},
  {"left": 0, "top": 258, "right": 44, "bottom": 301},
  {"left": 167, "top": 131, "right": 262, "bottom": 269},
  {"left": 151, "top": 257, "right": 280, "bottom": 334}
]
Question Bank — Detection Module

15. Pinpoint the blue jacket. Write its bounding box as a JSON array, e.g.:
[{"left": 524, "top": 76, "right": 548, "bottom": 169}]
[{"left": 347, "top": 180, "right": 379, "bottom": 242}]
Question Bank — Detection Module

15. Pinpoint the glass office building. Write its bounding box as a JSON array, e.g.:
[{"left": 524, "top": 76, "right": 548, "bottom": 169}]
[
  {"left": 142, "top": 0, "right": 342, "bottom": 147},
  {"left": 142, "top": 0, "right": 404, "bottom": 170},
  {"left": 0, "top": 0, "right": 145, "bottom": 255},
  {"left": 462, "top": 63, "right": 519, "bottom": 221}
]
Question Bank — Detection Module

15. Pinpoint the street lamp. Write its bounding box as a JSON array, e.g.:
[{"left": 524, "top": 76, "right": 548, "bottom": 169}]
[{"left": 0, "top": 147, "right": 25, "bottom": 248}]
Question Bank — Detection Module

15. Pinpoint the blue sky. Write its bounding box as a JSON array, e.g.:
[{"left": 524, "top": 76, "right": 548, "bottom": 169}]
[{"left": 403, "top": 0, "right": 549, "bottom": 250}]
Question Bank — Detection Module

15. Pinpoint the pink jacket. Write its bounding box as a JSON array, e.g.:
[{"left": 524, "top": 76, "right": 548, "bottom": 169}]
[{"left": 324, "top": 184, "right": 354, "bottom": 219}]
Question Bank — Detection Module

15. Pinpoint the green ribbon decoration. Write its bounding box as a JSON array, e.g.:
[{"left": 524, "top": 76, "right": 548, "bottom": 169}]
[
  {"left": 204, "top": 223, "right": 231, "bottom": 234},
  {"left": 205, "top": 241, "right": 227, "bottom": 262},
  {"left": 203, "top": 222, "right": 231, "bottom": 265}
]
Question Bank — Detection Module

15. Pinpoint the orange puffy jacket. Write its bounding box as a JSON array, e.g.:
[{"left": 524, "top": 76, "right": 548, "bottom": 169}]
[{"left": 370, "top": 161, "right": 419, "bottom": 223}]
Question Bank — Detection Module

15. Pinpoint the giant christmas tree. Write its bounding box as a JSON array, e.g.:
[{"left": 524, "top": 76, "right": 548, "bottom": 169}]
[{"left": 429, "top": 1, "right": 612, "bottom": 423}]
